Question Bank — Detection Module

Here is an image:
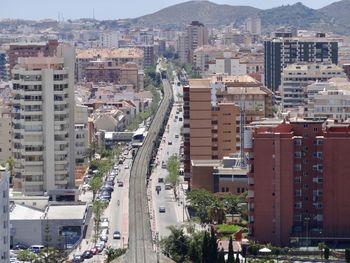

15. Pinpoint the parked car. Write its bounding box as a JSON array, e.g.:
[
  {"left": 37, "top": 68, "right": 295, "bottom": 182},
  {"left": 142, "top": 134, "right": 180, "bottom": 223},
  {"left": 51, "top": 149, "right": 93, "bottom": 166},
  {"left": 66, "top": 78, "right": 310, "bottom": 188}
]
[
  {"left": 158, "top": 177, "right": 164, "bottom": 183},
  {"left": 13, "top": 243, "right": 28, "bottom": 250},
  {"left": 113, "top": 231, "right": 121, "bottom": 239},
  {"left": 101, "top": 186, "right": 113, "bottom": 193},
  {"left": 104, "top": 181, "right": 114, "bottom": 187},
  {"left": 165, "top": 184, "right": 172, "bottom": 190},
  {"left": 29, "top": 245, "right": 44, "bottom": 254},
  {"left": 96, "top": 241, "right": 105, "bottom": 252},
  {"left": 72, "top": 255, "right": 84, "bottom": 263},
  {"left": 101, "top": 217, "right": 109, "bottom": 223},
  {"left": 124, "top": 164, "right": 129, "bottom": 169},
  {"left": 90, "top": 247, "right": 98, "bottom": 255},
  {"left": 100, "top": 221, "right": 109, "bottom": 229},
  {"left": 82, "top": 250, "right": 93, "bottom": 259},
  {"left": 100, "top": 233, "right": 108, "bottom": 242}
]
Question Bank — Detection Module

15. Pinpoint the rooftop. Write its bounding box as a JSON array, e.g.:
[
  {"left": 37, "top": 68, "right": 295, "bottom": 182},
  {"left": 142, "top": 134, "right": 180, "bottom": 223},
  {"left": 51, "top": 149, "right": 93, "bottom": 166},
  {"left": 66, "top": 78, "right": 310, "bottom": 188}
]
[
  {"left": 46, "top": 204, "right": 87, "bottom": 220},
  {"left": 10, "top": 203, "right": 44, "bottom": 221},
  {"left": 76, "top": 48, "right": 144, "bottom": 59}
]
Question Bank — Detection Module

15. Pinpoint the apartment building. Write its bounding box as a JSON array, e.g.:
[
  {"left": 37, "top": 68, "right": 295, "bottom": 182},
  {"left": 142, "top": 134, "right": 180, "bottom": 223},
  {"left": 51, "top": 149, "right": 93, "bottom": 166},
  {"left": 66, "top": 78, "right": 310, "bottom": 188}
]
[
  {"left": 6, "top": 40, "right": 58, "bottom": 76},
  {"left": 75, "top": 105, "right": 89, "bottom": 165},
  {"left": 247, "top": 119, "right": 350, "bottom": 246},
  {"left": 0, "top": 104, "right": 11, "bottom": 161},
  {"left": 11, "top": 45, "right": 76, "bottom": 200},
  {"left": 0, "top": 50, "right": 7, "bottom": 81},
  {"left": 193, "top": 46, "right": 231, "bottom": 72},
  {"left": 264, "top": 35, "right": 338, "bottom": 91},
  {"left": 280, "top": 63, "right": 345, "bottom": 109},
  {"left": 245, "top": 17, "right": 262, "bottom": 35},
  {"left": 84, "top": 61, "right": 144, "bottom": 90},
  {"left": 0, "top": 166, "right": 9, "bottom": 262},
  {"left": 208, "top": 53, "right": 247, "bottom": 76},
  {"left": 75, "top": 48, "right": 144, "bottom": 82},
  {"left": 99, "top": 31, "right": 120, "bottom": 48},
  {"left": 183, "top": 79, "right": 241, "bottom": 183}
]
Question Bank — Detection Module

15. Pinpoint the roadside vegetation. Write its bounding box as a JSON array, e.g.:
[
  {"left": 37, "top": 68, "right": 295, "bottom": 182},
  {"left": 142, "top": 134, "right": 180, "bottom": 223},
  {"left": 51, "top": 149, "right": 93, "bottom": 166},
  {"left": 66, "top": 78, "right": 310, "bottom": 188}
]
[{"left": 166, "top": 155, "right": 180, "bottom": 199}]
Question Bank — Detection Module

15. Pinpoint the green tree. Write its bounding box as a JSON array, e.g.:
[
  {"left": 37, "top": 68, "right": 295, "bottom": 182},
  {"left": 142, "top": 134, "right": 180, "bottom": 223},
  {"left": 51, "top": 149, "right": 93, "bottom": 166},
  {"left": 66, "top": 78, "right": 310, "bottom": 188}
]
[
  {"left": 161, "top": 226, "right": 189, "bottom": 263},
  {"left": 345, "top": 248, "right": 350, "bottom": 262},
  {"left": 17, "top": 250, "right": 37, "bottom": 261},
  {"left": 187, "top": 231, "right": 203, "bottom": 263},
  {"left": 202, "top": 231, "right": 210, "bottom": 263},
  {"left": 89, "top": 176, "right": 102, "bottom": 201},
  {"left": 92, "top": 200, "right": 108, "bottom": 244},
  {"left": 218, "top": 248, "right": 226, "bottom": 263},
  {"left": 209, "top": 227, "right": 218, "bottom": 262},
  {"left": 166, "top": 155, "right": 180, "bottom": 199},
  {"left": 105, "top": 247, "right": 127, "bottom": 262},
  {"left": 186, "top": 189, "right": 216, "bottom": 223},
  {"left": 227, "top": 236, "right": 234, "bottom": 263},
  {"left": 324, "top": 246, "right": 330, "bottom": 260}
]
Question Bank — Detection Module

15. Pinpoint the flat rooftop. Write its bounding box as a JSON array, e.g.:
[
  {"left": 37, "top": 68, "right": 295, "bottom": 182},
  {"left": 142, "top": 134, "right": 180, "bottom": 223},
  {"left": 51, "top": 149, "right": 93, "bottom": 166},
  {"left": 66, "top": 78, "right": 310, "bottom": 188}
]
[
  {"left": 10, "top": 203, "right": 44, "bottom": 221},
  {"left": 46, "top": 204, "right": 87, "bottom": 220},
  {"left": 76, "top": 48, "right": 144, "bottom": 59}
]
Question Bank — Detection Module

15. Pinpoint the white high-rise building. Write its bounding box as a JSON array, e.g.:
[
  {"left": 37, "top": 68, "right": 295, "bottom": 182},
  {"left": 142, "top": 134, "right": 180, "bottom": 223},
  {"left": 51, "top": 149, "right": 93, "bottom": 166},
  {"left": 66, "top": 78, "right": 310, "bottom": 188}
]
[
  {"left": 0, "top": 166, "right": 9, "bottom": 262},
  {"left": 245, "top": 17, "right": 261, "bottom": 35},
  {"left": 75, "top": 104, "right": 89, "bottom": 165},
  {"left": 99, "top": 31, "right": 120, "bottom": 48},
  {"left": 11, "top": 44, "right": 76, "bottom": 200}
]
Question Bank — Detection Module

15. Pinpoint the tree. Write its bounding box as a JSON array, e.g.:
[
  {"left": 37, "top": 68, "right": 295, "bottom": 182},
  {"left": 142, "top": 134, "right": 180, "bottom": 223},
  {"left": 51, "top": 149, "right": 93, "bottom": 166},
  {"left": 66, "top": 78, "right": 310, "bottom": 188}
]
[
  {"left": 160, "top": 226, "right": 189, "bottom": 263},
  {"left": 324, "top": 246, "right": 330, "bottom": 260},
  {"left": 218, "top": 248, "right": 226, "bottom": 263},
  {"left": 105, "top": 247, "right": 127, "bottom": 262},
  {"left": 345, "top": 248, "right": 350, "bottom": 262},
  {"left": 188, "top": 231, "right": 203, "bottom": 263},
  {"left": 186, "top": 189, "right": 216, "bottom": 223},
  {"left": 92, "top": 200, "right": 107, "bottom": 244},
  {"left": 17, "top": 250, "right": 37, "bottom": 261},
  {"left": 89, "top": 176, "right": 102, "bottom": 201},
  {"left": 209, "top": 227, "right": 218, "bottom": 262},
  {"left": 227, "top": 236, "right": 234, "bottom": 263},
  {"left": 166, "top": 155, "right": 180, "bottom": 199},
  {"left": 201, "top": 231, "right": 210, "bottom": 263}
]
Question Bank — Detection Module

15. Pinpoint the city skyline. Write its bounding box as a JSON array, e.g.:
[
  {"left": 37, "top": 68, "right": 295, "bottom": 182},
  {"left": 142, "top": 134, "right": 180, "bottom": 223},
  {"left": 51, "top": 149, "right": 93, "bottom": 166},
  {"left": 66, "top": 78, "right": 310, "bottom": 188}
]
[{"left": 0, "top": 0, "right": 340, "bottom": 20}]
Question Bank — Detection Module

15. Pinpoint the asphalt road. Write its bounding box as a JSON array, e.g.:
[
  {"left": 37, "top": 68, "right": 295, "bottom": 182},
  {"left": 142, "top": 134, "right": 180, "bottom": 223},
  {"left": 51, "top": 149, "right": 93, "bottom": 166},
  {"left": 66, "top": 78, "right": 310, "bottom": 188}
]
[{"left": 123, "top": 78, "right": 173, "bottom": 263}]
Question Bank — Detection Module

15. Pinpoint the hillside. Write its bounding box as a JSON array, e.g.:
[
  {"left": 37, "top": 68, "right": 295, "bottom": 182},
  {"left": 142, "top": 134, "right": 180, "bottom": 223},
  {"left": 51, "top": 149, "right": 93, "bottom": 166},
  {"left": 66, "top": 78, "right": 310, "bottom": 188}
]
[
  {"left": 132, "top": 0, "right": 260, "bottom": 28},
  {"left": 319, "top": 0, "right": 350, "bottom": 34}
]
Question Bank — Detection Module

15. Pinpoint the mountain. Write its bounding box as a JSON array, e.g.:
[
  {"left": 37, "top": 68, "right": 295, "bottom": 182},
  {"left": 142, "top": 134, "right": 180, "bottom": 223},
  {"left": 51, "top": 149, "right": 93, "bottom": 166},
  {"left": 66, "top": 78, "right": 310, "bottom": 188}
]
[
  {"left": 132, "top": 0, "right": 260, "bottom": 28},
  {"left": 259, "top": 2, "right": 328, "bottom": 31},
  {"left": 319, "top": 0, "right": 350, "bottom": 34}
]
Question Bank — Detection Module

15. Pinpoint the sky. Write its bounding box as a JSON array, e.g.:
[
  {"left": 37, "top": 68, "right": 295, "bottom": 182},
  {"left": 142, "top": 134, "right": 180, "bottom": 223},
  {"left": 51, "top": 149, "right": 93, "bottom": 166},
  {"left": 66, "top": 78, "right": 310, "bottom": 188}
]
[{"left": 0, "top": 0, "right": 338, "bottom": 20}]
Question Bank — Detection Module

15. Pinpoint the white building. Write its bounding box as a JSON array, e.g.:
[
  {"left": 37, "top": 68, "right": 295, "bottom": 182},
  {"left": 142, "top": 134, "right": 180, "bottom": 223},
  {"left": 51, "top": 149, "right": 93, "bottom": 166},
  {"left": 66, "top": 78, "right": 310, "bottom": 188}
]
[
  {"left": 0, "top": 166, "right": 10, "bottom": 262},
  {"left": 245, "top": 17, "right": 261, "bottom": 35},
  {"left": 280, "top": 63, "right": 345, "bottom": 109},
  {"left": 99, "top": 31, "right": 120, "bottom": 48},
  {"left": 75, "top": 105, "right": 89, "bottom": 165},
  {"left": 0, "top": 104, "right": 11, "bottom": 161},
  {"left": 11, "top": 44, "right": 77, "bottom": 200},
  {"left": 208, "top": 52, "right": 247, "bottom": 75}
]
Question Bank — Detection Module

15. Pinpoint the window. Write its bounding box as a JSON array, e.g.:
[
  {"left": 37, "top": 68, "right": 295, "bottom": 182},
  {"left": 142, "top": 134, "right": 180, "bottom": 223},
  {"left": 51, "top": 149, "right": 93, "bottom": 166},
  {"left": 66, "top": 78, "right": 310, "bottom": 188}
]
[
  {"left": 313, "top": 127, "right": 318, "bottom": 132},
  {"left": 237, "top": 188, "right": 241, "bottom": 194}
]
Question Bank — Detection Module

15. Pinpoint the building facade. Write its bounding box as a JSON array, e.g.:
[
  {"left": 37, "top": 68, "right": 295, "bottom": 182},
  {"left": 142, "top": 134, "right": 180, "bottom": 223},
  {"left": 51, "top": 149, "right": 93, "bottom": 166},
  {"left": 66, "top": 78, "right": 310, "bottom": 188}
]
[
  {"left": 264, "top": 36, "right": 338, "bottom": 91},
  {"left": 11, "top": 45, "right": 76, "bottom": 199},
  {"left": 0, "top": 104, "right": 12, "bottom": 161},
  {"left": 0, "top": 166, "right": 9, "bottom": 262},
  {"left": 0, "top": 50, "right": 7, "bottom": 81},
  {"left": 248, "top": 120, "right": 350, "bottom": 246}
]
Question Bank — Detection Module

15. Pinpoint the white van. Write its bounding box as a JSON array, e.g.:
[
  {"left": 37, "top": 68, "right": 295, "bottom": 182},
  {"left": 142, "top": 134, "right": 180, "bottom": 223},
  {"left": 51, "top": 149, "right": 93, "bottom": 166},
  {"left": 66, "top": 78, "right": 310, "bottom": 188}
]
[{"left": 29, "top": 245, "right": 44, "bottom": 254}]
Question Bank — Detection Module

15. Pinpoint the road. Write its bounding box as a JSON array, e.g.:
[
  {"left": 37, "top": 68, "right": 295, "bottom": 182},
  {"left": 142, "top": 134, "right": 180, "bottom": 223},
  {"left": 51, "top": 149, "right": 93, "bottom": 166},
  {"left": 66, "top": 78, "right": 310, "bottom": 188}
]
[
  {"left": 123, "top": 77, "right": 173, "bottom": 263},
  {"left": 150, "top": 73, "right": 186, "bottom": 238}
]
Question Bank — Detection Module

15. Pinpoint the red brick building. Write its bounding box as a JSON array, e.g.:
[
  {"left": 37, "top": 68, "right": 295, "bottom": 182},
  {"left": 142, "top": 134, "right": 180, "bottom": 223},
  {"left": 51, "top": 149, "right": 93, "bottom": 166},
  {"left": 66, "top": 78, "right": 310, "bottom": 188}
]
[{"left": 248, "top": 119, "right": 350, "bottom": 246}]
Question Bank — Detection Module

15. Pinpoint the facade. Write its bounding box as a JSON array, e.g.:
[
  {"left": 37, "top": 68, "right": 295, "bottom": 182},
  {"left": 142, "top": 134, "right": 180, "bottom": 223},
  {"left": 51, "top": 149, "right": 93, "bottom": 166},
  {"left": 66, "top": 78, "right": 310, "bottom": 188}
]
[
  {"left": 208, "top": 54, "right": 247, "bottom": 76},
  {"left": 137, "top": 45, "right": 154, "bottom": 67},
  {"left": 75, "top": 105, "right": 89, "bottom": 165},
  {"left": 99, "top": 31, "right": 120, "bottom": 48},
  {"left": 84, "top": 61, "right": 144, "bottom": 90},
  {"left": 0, "top": 166, "right": 9, "bottom": 262},
  {"left": 183, "top": 79, "right": 240, "bottom": 182},
  {"left": 248, "top": 119, "right": 350, "bottom": 246},
  {"left": 0, "top": 50, "right": 7, "bottom": 81},
  {"left": 280, "top": 63, "right": 345, "bottom": 109},
  {"left": 6, "top": 40, "right": 58, "bottom": 76},
  {"left": 245, "top": 17, "right": 261, "bottom": 35},
  {"left": 75, "top": 48, "right": 144, "bottom": 82},
  {"left": 0, "top": 104, "right": 12, "bottom": 161},
  {"left": 11, "top": 45, "right": 76, "bottom": 199},
  {"left": 264, "top": 36, "right": 338, "bottom": 91}
]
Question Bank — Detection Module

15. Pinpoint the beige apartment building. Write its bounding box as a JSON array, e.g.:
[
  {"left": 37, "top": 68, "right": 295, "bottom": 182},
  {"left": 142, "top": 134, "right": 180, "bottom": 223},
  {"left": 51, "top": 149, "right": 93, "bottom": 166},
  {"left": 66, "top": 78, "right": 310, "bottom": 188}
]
[
  {"left": 0, "top": 104, "right": 11, "bottom": 161},
  {"left": 75, "top": 48, "right": 144, "bottom": 82},
  {"left": 11, "top": 45, "right": 76, "bottom": 200}
]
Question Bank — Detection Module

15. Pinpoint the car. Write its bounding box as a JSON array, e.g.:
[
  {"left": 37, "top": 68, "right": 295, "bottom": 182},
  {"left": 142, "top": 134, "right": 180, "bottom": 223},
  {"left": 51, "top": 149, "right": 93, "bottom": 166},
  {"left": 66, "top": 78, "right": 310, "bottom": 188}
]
[
  {"left": 124, "top": 164, "right": 129, "bottom": 169},
  {"left": 90, "top": 247, "right": 98, "bottom": 255},
  {"left": 100, "top": 233, "right": 108, "bottom": 242},
  {"left": 106, "top": 176, "right": 115, "bottom": 182},
  {"left": 104, "top": 181, "right": 115, "bottom": 187},
  {"left": 159, "top": 206, "right": 166, "bottom": 213},
  {"left": 101, "top": 186, "right": 114, "bottom": 193},
  {"left": 113, "top": 165, "right": 118, "bottom": 170},
  {"left": 175, "top": 134, "right": 179, "bottom": 138},
  {"left": 113, "top": 231, "right": 121, "bottom": 239},
  {"left": 118, "top": 181, "right": 124, "bottom": 187},
  {"left": 168, "top": 141, "right": 173, "bottom": 145},
  {"left": 165, "top": 184, "right": 172, "bottom": 190},
  {"left": 13, "top": 243, "right": 28, "bottom": 250},
  {"left": 100, "top": 191, "right": 111, "bottom": 199},
  {"left": 96, "top": 241, "right": 105, "bottom": 252},
  {"left": 155, "top": 185, "right": 161, "bottom": 191},
  {"left": 82, "top": 250, "right": 93, "bottom": 259},
  {"left": 100, "top": 221, "right": 109, "bottom": 229},
  {"left": 72, "top": 255, "right": 84, "bottom": 263},
  {"left": 179, "top": 117, "right": 183, "bottom": 121},
  {"left": 118, "top": 159, "right": 124, "bottom": 164},
  {"left": 29, "top": 245, "right": 44, "bottom": 254},
  {"left": 158, "top": 177, "right": 164, "bottom": 183},
  {"left": 101, "top": 217, "right": 109, "bottom": 223}
]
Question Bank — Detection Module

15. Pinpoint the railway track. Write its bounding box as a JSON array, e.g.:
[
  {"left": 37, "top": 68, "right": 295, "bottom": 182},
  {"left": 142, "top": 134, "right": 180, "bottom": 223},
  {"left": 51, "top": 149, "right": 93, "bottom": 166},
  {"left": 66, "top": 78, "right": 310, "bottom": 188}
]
[{"left": 125, "top": 78, "right": 173, "bottom": 263}]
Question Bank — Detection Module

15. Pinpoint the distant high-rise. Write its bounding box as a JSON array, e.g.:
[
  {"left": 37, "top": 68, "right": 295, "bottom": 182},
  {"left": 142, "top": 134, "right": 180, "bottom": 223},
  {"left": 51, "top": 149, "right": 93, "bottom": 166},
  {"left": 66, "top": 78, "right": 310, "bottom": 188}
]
[
  {"left": 264, "top": 36, "right": 338, "bottom": 91},
  {"left": 0, "top": 167, "right": 9, "bottom": 262},
  {"left": 245, "top": 17, "right": 261, "bottom": 35},
  {"left": 11, "top": 45, "right": 76, "bottom": 200},
  {"left": 0, "top": 50, "right": 7, "bottom": 81}
]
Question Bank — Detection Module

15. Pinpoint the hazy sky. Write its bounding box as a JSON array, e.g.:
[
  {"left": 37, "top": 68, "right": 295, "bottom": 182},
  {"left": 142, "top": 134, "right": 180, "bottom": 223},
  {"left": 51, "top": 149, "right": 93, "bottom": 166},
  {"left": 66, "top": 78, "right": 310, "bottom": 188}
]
[{"left": 0, "top": 0, "right": 337, "bottom": 20}]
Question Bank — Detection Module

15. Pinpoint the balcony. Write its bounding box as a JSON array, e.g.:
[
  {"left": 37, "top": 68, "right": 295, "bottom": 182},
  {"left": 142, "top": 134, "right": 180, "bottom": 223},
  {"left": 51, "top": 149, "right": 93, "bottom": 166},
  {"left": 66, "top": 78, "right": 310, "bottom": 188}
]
[
  {"left": 247, "top": 190, "right": 255, "bottom": 198},
  {"left": 248, "top": 177, "right": 255, "bottom": 185}
]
